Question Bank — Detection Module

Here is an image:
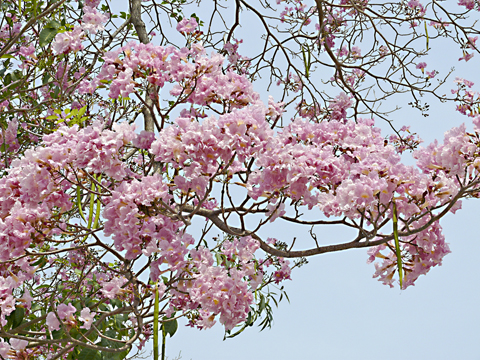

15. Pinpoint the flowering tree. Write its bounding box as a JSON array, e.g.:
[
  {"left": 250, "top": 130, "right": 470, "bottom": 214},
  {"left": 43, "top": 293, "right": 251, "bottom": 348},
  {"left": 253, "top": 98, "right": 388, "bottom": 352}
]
[{"left": 1, "top": 0, "right": 480, "bottom": 359}]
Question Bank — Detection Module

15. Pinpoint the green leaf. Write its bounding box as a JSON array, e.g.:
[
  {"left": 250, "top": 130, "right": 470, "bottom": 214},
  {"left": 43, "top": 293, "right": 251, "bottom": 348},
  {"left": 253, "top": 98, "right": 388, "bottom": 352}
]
[
  {"left": 2, "top": 73, "right": 11, "bottom": 86},
  {"left": 11, "top": 306, "right": 25, "bottom": 329},
  {"left": 42, "top": 74, "right": 54, "bottom": 84},
  {"left": 102, "top": 349, "right": 130, "bottom": 360},
  {"left": 39, "top": 27, "right": 58, "bottom": 47},
  {"left": 259, "top": 294, "right": 266, "bottom": 312},
  {"left": 162, "top": 318, "right": 178, "bottom": 338},
  {"left": 110, "top": 298, "right": 122, "bottom": 309},
  {"left": 31, "top": 256, "right": 47, "bottom": 268},
  {"left": 46, "top": 20, "right": 61, "bottom": 29},
  {"left": 52, "top": 329, "right": 64, "bottom": 339},
  {"left": 78, "top": 105, "right": 88, "bottom": 116},
  {"left": 77, "top": 347, "right": 101, "bottom": 360},
  {"left": 31, "top": 303, "right": 42, "bottom": 312},
  {"left": 0, "top": 54, "right": 14, "bottom": 59},
  {"left": 113, "top": 314, "right": 125, "bottom": 330}
]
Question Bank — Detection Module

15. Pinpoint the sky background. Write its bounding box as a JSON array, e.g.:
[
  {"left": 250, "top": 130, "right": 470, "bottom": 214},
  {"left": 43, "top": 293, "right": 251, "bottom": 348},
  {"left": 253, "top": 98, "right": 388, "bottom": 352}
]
[{"left": 110, "top": 1, "right": 480, "bottom": 359}]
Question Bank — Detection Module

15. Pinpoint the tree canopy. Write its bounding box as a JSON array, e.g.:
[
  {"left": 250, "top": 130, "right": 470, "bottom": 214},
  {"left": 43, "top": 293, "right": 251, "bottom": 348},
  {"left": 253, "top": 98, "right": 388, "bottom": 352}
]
[{"left": 1, "top": 0, "right": 480, "bottom": 359}]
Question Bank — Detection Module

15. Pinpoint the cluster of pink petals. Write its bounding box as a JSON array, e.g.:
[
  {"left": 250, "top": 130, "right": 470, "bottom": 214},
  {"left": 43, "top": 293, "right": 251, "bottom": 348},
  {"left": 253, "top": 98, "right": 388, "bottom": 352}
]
[
  {"left": 328, "top": 92, "right": 352, "bottom": 122},
  {"left": 0, "top": 121, "right": 135, "bottom": 266},
  {"left": 52, "top": 27, "right": 85, "bottom": 54},
  {"left": 2, "top": 117, "right": 20, "bottom": 153},
  {"left": 151, "top": 102, "right": 274, "bottom": 183},
  {"left": 0, "top": 276, "right": 18, "bottom": 326},
  {"left": 102, "top": 175, "right": 189, "bottom": 260},
  {"left": 100, "top": 277, "right": 128, "bottom": 299},
  {"left": 458, "top": 0, "right": 476, "bottom": 10},
  {"left": 414, "top": 122, "right": 478, "bottom": 178},
  {"left": 273, "top": 258, "right": 291, "bottom": 284},
  {"left": 132, "top": 130, "right": 155, "bottom": 149},
  {"left": 176, "top": 17, "right": 198, "bottom": 33},
  {"left": 416, "top": 62, "right": 427, "bottom": 71},
  {"left": 368, "top": 218, "right": 451, "bottom": 288},
  {"left": 96, "top": 42, "right": 260, "bottom": 107},
  {"left": 79, "top": 307, "right": 96, "bottom": 330},
  {"left": 188, "top": 266, "right": 253, "bottom": 331},
  {"left": 244, "top": 114, "right": 465, "bottom": 223},
  {"left": 407, "top": 0, "right": 426, "bottom": 16},
  {"left": 174, "top": 236, "right": 261, "bottom": 330},
  {"left": 46, "top": 303, "right": 77, "bottom": 331},
  {"left": 81, "top": 6, "right": 109, "bottom": 34},
  {"left": 149, "top": 236, "right": 264, "bottom": 331},
  {"left": 0, "top": 338, "right": 29, "bottom": 358},
  {"left": 45, "top": 303, "right": 95, "bottom": 331}
]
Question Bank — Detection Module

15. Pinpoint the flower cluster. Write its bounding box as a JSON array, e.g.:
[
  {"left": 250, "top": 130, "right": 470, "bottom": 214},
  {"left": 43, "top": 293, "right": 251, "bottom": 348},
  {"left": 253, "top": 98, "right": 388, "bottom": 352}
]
[
  {"left": 103, "top": 175, "right": 186, "bottom": 260},
  {"left": 46, "top": 304, "right": 96, "bottom": 331},
  {"left": 52, "top": 27, "right": 85, "bottom": 54},
  {"left": 0, "top": 121, "right": 135, "bottom": 264},
  {"left": 82, "top": 6, "right": 109, "bottom": 34},
  {"left": 95, "top": 41, "right": 259, "bottom": 109},
  {"left": 368, "top": 218, "right": 451, "bottom": 288}
]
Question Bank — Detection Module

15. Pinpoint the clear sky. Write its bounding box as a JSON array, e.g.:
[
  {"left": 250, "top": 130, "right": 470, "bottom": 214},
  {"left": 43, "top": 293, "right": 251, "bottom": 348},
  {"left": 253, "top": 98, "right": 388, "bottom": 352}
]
[{"left": 110, "top": 1, "right": 480, "bottom": 359}]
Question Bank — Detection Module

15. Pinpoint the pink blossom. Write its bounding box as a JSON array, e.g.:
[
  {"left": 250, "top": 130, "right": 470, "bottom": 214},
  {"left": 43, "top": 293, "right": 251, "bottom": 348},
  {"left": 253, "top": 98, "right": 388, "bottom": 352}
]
[
  {"left": 188, "top": 266, "right": 253, "bottom": 331},
  {"left": 196, "top": 310, "right": 216, "bottom": 329},
  {"left": 458, "top": 0, "right": 475, "bottom": 10},
  {"left": 467, "top": 36, "right": 478, "bottom": 49},
  {"left": 84, "top": 0, "right": 101, "bottom": 7},
  {"left": 46, "top": 312, "right": 61, "bottom": 331},
  {"left": 52, "top": 27, "right": 85, "bottom": 54},
  {"left": 79, "top": 307, "right": 96, "bottom": 330},
  {"left": 100, "top": 277, "right": 127, "bottom": 299},
  {"left": 132, "top": 130, "right": 155, "bottom": 149},
  {"left": 19, "top": 44, "right": 35, "bottom": 57},
  {"left": 328, "top": 92, "right": 352, "bottom": 122},
  {"left": 77, "top": 78, "right": 99, "bottom": 94},
  {"left": 407, "top": 0, "right": 426, "bottom": 15},
  {"left": 416, "top": 62, "right": 427, "bottom": 72},
  {"left": 82, "top": 6, "right": 109, "bottom": 34},
  {"left": 266, "top": 96, "right": 285, "bottom": 118},
  {"left": 57, "top": 303, "right": 77, "bottom": 320},
  {"left": 266, "top": 201, "right": 286, "bottom": 222},
  {"left": 459, "top": 52, "right": 474, "bottom": 62},
  {"left": 454, "top": 77, "right": 475, "bottom": 87},
  {"left": 273, "top": 258, "right": 292, "bottom": 284},
  {"left": 176, "top": 17, "right": 198, "bottom": 34},
  {"left": 0, "top": 340, "right": 10, "bottom": 357},
  {"left": 2, "top": 117, "right": 19, "bottom": 153},
  {"left": 336, "top": 46, "right": 348, "bottom": 57},
  {"left": 20, "top": 289, "right": 33, "bottom": 309},
  {"left": 10, "top": 339, "right": 28, "bottom": 350},
  {"left": 0, "top": 99, "right": 8, "bottom": 111},
  {"left": 351, "top": 46, "right": 361, "bottom": 58}
]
